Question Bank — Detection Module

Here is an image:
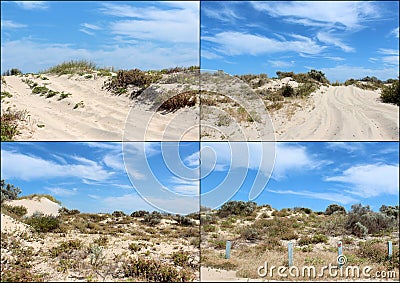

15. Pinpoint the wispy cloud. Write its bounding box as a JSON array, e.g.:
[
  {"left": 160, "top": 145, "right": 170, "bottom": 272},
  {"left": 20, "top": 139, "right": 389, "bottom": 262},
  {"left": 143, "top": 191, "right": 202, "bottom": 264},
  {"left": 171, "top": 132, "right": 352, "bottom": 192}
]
[
  {"left": 46, "top": 187, "right": 78, "bottom": 197},
  {"left": 1, "top": 149, "right": 112, "bottom": 182},
  {"left": 250, "top": 1, "right": 380, "bottom": 31},
  {"left": 268, "top": 60, "right": 295, "bottom": 68},
  {"left": 389, "top": 27, "right": 399, "bottom": 38},
  {"left": 202, "top": 3, "right": 242, "bottom": 23},
  {"left": 317, "top": 31, "right": 355, "bottom": 52},
  {"left": 326, "top": 142, "right": 364, "bottom": 153},
  {"left": 1, "top": 20, "right": 26, "bottom": 29},
  {"left": 14, "top": 1, "right": 48, "bottom": 10},
  {"left": 325, "top": 163, "right": 399, "bottom": 197},
  {"left": 202, "top": 31, "right": 325, "bottom": 56}
]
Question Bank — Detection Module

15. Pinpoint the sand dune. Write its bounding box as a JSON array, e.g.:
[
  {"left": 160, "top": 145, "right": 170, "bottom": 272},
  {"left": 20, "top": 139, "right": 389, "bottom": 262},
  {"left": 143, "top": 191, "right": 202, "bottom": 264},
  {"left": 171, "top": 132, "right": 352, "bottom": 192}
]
[
  {"left": 1, "top": 74, "right": 199, "bottom": 141},
  {"left": 6, "top": 197, "right": 62, "bottom": 217},
  {"left": 273, "top": 85, "right": 399, "bottom": 141},
  {"left": 2, "top": 75, "right": 398, "bottom": 141}
]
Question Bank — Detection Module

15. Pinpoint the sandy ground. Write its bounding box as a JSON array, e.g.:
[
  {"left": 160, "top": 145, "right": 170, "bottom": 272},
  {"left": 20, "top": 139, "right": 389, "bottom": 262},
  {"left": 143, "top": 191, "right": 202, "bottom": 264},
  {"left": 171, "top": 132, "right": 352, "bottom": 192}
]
[
  {"left": 1, "top": 213, "right": 31, "bottom": 234},
  {"left": 272, "top": 85, "right": 399, "bottom": 141},
  {"left": 2, "top": 75, "right": 398, "bottom": 141},
  {"left": 1, "top": 74, "right": 199, "bottom": 141},
  {"left": 6, "top": 197, "right": 62, "bottom": 217}
]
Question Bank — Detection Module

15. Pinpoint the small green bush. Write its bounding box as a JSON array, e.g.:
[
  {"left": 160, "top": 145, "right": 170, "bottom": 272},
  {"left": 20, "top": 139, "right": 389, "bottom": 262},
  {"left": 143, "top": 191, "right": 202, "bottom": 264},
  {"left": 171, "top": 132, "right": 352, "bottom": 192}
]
[
  {"left": 281, "top": 85, "right": 295, "bottom": 97},
  {"left": 49, "top": 239, "right": 83, "bottom": 258},
  {"left": 44, "top": 60, "right": 96, "bottom": 75},
  {"left": 122, "top": 257, "right": 195, "bottom": 282},
  {"left": 2, "top": 68, "right": 22, "bottom": 76},
  {"left": 128, "top": 242, "right": 141, "bottom": 252},
  {"left": 131, "top": 210, "right": 149, "bottom": 217},
  {"left": 171, "top": 250, "right": 190, "bottom": 267},
  {"left": 357, "top": 240, "right": 387, "bottom": 263},
  {"left": 1, "top": 180, "right": 21, "bottom": 203},
  {"left": 159, "top": 90, "right": 198, "bottom": 112},
  {"left": 25, "top": 214, "right": 61, "bottom": 232},
  {"left": 1, "top": 204, "right": 27, "bottom": 217},
  {"left": 325, "top": 204, "right": 346, "bottom": 215},
  {"left": 218, "top": 201, "right": 257, "bottom": 218},
  {"left": 380, "top": 80, "right": 399, "bottom": 106}
]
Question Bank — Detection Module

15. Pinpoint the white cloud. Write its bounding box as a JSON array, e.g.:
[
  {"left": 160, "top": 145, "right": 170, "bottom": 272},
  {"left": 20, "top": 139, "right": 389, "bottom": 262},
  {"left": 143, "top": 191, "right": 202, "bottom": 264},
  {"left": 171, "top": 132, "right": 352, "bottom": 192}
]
[
  {"left": 200, "top": 142, "right": 318, "bottom": 180},
  {"left": 202, "top": 4, "right": 242, "bottom": 23},
  {"left": 82, "top": 23, "right": 101, "bottom": 30},
  {"left": 79, "top": 29, "right": 94, "bottom": 36},
  {"left": 14, "top": 1, "right": 48, "bottom": 10},
  {"left": 317, "top": 31, "right": 355, "bottom": 52},
  {"left": 1, "top": 149, "right": 112, "bottom": 182},
  {"left": 272, "top": 143, "right": 318, "bottom": 180},
  {"left": 390, "top": 27, "right": 399, "bottom": 38},
  {"left": 326, "top": 142, "right": 364, "bottom": 153},
  {"left": 266, "top": 189, "right": 357, "bottom": 205},
  {"left": 1, "top": 20, "right": 26, "bottom": 29},
  {"left": 201, "top": 50, "right": 223, "bottom": 60},
  {"left": 168, "top": 176, "right": 198, "bottom": 195},
  {"left": 100, "top": 2, "right": 198, "bottom": 44},
  {"left": 326, "top": 163, "right": 399, "bottom": 197},
  {"left": 46, "top": 187, "right": 78, "bottom": 197},
  {"left": 268, "top": 60, "right": 295, "bottom": 68},
  {"left": 378, "top": 48, "right": 399, "bottom": 55},
  {"left": 103, "top": 153, "right": 124, "bottom": 171},
  {"left": 202, "top": 31, "right": 325, "bottom": 56},
  {"left": 1, "top": 38, "right": 198, "bottom": 73},
  {"left": 251, "top": 1, "right": 380, "bottom": 30}
]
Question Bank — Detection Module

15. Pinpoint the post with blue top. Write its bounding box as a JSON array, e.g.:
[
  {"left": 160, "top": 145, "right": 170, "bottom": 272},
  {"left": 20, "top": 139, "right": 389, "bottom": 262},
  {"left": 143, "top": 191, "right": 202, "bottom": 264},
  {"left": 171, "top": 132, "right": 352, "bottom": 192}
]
[
  {"left": 225, "top": 241, "right": 231, "bottom": 259},
  {"left": 288, "top": 242, "right": 293, "bottom": 267},
  {"left": 388, "top": 241, "right": 392, "bottom": 261}
]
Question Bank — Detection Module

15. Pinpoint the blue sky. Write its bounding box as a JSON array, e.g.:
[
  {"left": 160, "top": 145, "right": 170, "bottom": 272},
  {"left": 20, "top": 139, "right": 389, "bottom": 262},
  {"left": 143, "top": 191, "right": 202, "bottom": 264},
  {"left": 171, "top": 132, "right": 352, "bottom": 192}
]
[
  {"left": 201, "top": 1, "right": 399, "bottom": 82},
  {"left": 201, "top": 142, "right": 399, "bottom": 212},
  {"left": 2, "top": 142, "right": 398, "bottom": 214},
  {"left": 1, "top": 1, "right": 199, "bottom": 73},
  {"left": 1, "top": 142, "right": 200, "bottom": 215}
]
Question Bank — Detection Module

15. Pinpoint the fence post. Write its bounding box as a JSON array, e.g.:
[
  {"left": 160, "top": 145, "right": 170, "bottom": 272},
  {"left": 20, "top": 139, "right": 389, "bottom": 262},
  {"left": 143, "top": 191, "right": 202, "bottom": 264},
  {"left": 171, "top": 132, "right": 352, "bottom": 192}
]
[
  {"left": 225, "top": 241, "right": 231, "bottom": 259},
  {"left": 288, "top": 242, "right": 293, "bottom": 267},
  {"left": 338, "top": 241, "right": 343, "bottom": 268},
  {"left": 388, "top": 241, "right": 392, "bottom": 261}
]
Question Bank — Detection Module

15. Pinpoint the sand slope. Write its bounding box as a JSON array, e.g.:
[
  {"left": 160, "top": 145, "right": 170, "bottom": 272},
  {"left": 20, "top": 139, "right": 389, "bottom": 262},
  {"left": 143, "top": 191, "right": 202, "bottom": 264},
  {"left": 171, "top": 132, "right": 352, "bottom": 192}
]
[
  {"left": 273, "top": 85, "right": 399, "bottom": 141},
  {"left": 1, "top": 74, "right": 199, "bottom": 141},
  {"left": 6, "top": 197, "right": 62, "bottom": 217}
]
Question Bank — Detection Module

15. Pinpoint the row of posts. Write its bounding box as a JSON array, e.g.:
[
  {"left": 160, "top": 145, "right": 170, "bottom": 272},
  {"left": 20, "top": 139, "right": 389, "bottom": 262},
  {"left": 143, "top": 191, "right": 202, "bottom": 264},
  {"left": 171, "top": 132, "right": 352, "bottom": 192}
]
[{"left": 225, "top": 240, "right": 394, "bottom": 265}]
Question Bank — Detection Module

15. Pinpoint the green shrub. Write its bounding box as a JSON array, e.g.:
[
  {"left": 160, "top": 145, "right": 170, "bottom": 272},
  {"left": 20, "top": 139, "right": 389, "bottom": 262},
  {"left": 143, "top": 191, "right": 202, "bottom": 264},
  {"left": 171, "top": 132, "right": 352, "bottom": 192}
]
[
  {"left": 1, "top": 108, "right": 27, "bottom": 141},
  {"left": 128, "top": 242, "right": 141, "bottom": 252},
  {"left": 32, "top": 86, "right": 49, "bottom": 95},
  {"left": 2, "top": 68, "right": 22, "bottom": 76},
  {"left": 1, "top": 204, "right": 27, "bottom": 217},
  {"left": 171, "top": 250, "right": 190, "bottom": 267},
  {"left": 325, "top": 204, "right": 346, "bottom": 215},
  {"left": 122, "top": 257, "right": 195, "bottom": 282},
  {"left": 174, "top": 215, "right": 194, "bottom": 226},
  {"left": 281, "top": 85, "right": 295, "bottom": 97},
  {"left": 1, "top": 91, "right": 13, "bottom": 100},
  {"left": 1, "top": 180, "right": 21, "bottom": 203},
  {"left": 241, "top": 227, "right": 261, "bottom": 241},
  {"left": 346, "top": 204, "right": 397, "bottom": 237},
  {"left": 159, "top": 90, "right": 198, "bottom": 112},
  {"left": 380, "top": 80, "right": 399, "bottom": 106},
  {"left": 44, "top": 60, "right": 96, "bottom": 75},
  {"left": 295, "top": 83, "right": 317, "bottom": 97},
  {"left": 19, "top": 194, "right": 61, "bottom": 205},
  {"left": 357, "top": 240, "right": 387, "bottom": 263},
  {"left": 0, "top": 268, "right": 44, "bottom": 282},
  {"left": 131, "top": 210, "right": 149, "bottom": 217},
  {"left": 276, "top": 71, "right": 295, "bottom": 79},
  {"left": 218, "top": 201, "right": 257, "bottom": 218},
  {"left": 112, "top": 210, "right": 126, "bottom": 217},
  {"left": 142, "top": 211, "right": 162, "bottom": 226},
  {"left": 25, "top": 214, "right": 61, "bottom": 232},
  {"left": 379, "top": 205, "right": 399, "bottom": 219},
  {"left": 49, "top": 239, "right": 83, "bottom": 258},
  {"left": 58, "top": 92, "right": 71, "bottom": 100},
  {"left": 307, "top": 69, "right": 329, "bottom": 83}
]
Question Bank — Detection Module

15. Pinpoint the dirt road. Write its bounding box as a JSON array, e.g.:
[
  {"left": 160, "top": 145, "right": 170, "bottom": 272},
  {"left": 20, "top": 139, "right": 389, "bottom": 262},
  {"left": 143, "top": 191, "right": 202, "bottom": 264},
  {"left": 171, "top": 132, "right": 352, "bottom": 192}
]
[{"left": 275, "top": 85, "right": 399, "bottom": 141}]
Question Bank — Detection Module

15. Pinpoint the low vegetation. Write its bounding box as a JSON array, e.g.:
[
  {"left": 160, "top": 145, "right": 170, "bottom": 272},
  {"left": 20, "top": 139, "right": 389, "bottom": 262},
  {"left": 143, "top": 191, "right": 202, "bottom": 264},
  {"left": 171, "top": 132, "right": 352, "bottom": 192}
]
[
  {"left": 202, "top": 201, "right": 399, "bottom": 280},
  {"left": 381, "top": 79, "right": 399, "bottom": 106},
  {"left": 1, "top": 107, "right": 28, "bottom": 141},
  {"left": 43, "top": 60, "right": 97, "bottom": 75}
]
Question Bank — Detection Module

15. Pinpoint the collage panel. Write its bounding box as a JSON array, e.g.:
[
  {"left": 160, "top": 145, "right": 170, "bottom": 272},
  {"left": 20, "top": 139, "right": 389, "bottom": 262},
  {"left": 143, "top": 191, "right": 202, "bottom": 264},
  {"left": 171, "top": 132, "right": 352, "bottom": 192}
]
[
  {"left": 1, "top": 142, "right": 200, "bottom": 281},
  {"left": 1, "top": 1, "right": 200, "bottom": 142},
  {"left": 200, "top": 1, "right": 399, "bottom": 141},
  {"left": 199, "top": 142, "right": 399, "bottom": 281}
]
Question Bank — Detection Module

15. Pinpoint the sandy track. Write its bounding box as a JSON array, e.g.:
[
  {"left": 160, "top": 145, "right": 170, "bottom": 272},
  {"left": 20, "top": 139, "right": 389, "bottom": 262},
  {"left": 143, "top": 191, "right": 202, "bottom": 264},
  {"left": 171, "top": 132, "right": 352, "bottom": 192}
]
[
  {"left": 275, "top": 85, "right": 399, "bottom": 141},
  {"left": 2, "top": 75, "right": 199, "bottom": 141}
]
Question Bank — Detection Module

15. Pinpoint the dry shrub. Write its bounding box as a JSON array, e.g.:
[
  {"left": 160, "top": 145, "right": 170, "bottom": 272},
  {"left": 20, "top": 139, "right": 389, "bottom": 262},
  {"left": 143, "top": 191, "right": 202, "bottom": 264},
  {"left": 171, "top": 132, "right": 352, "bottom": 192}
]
[{"left": 159, "top": 90, "right": 198, "bottom": 112}]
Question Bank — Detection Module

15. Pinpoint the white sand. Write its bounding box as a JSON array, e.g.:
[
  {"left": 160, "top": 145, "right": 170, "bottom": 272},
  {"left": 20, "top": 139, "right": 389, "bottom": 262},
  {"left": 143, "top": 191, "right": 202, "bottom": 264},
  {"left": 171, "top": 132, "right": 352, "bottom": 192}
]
[
  {"left": 6, "top": 197, "right": 62, "bottom": 217},
  {"left": 1, "top": 74, "right": 199, "bottom": 141},
  {"left": 272, "top": 85, "right": 399, "bottom": 141},
  {"left": 1, "top": 213, "right": 31, "bottom": 233}
]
